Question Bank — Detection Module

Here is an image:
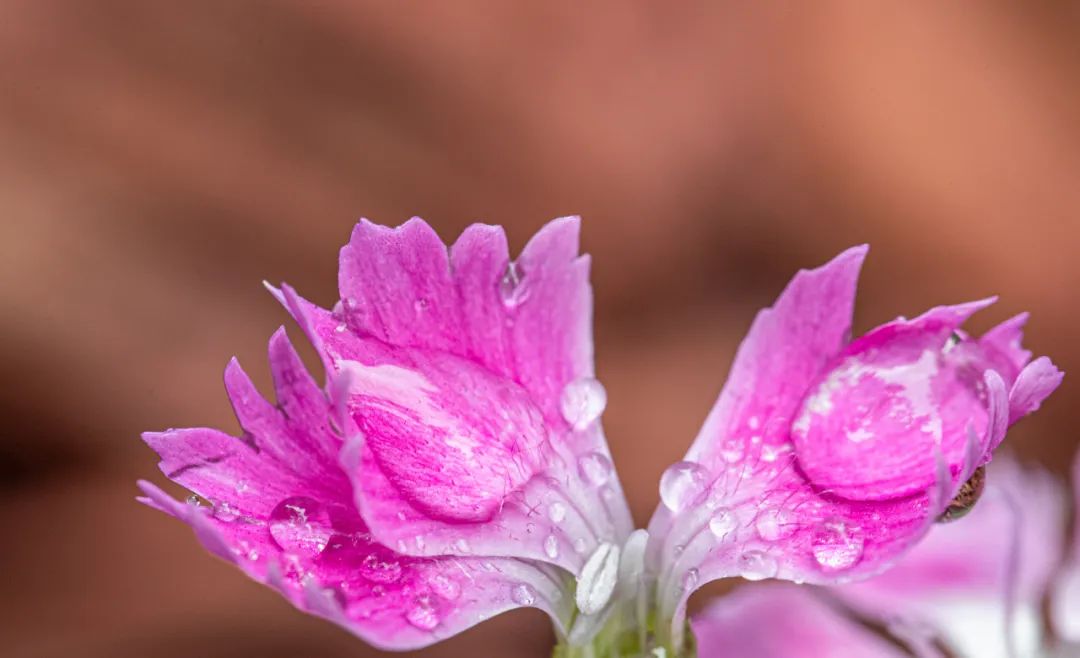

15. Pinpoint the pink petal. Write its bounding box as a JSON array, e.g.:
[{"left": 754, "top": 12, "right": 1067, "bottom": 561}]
[
  {"left": 981, "top": 312, "right": 1033, "bottom": 374},
  {"left": 835, "top": 458, "right": 1067, "bottom": 658},
  {"left": 140, "top": 331, "right": 570, "bottom": 649},
  {"left": 271, "top": 218, "right": 631, "bottom": 570},
  {"left": 646, "top": 247, "right": 1041, "bottom": 650},
  {"left": 692, "top": 585, "right": 908, "bottom": 658},
  {"left": 1008, "top": 356, "right": 1064, "bottom": 424}
]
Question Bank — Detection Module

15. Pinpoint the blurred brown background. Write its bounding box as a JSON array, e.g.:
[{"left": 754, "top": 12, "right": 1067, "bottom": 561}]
[{"left": 1, "top": 2, "right": 1077, "bottom": 657}]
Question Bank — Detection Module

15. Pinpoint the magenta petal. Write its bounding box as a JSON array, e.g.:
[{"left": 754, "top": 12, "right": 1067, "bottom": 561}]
[
  {"left": 981, "top": 312, "right": 1033, "bottom": 373},
  {"left": 692, "top": 585, "right": 908, "bottom": 658},
  {"left": 141, "top": 331, "right": 572, "bottom": 650},
  {"left": 1008, "top": 356, "right": 1064, "bottom": 423},
  {"left": 272, "top": 218, "right": 630, "bottom": 570}
]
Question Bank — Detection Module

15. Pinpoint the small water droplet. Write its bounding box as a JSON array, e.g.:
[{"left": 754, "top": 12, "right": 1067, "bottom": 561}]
[
  {"left": 235, "top": 480, "right": 250, "bottom": 494},
  {"left": 761, "top": 443, "right": 792, "bottom": 463},
  {"left": 578, "top": 452, "right": 613, "bottom": 486},
  {"left": 709, "top": 508, "right": 737, "bottom": 538},
  {"left": 214, "top": 501, "right": 239, "bottom": 522},
  {"left": 511, "top": 583, "right": 537, "bottom": 605},
  {"left": 268, "top": 496, "right": 333, "bottom": 558},
  {"left": 659, "top": 461, "right": 709, "bottom": 512},
  {"left": 360, "top": 553, "right": 403, "bottom": 584},
  {"left": 405, "top": 596, "right": 440, "bottom": 631},
  {"left": 573, "top": 537, "right": 588, "bottom": 554},
  {"left": 335, "top": 323, "right": 347, "bottom": 333},
  {"left": 738, "top": 550, "right": 778, "bottom": 581},
  {"left": 812, "top": 519, "right": 864, "bottom": 571},
  {"left": 682, "top": 567, "right": 700, "bottom": 591},
  {"left": 560, "top": 378, "right": 608, "bottom": 430},
  {"left": 454, "top": 538, "right": 471, "bottom": 554},
  {"left": 186, "top": 494, "right": 207, "bottom": 507},
  {"left": 719, "top": 439, "right": 744, "bottom": 463},
  {"left": 548, "top": 502, "right": 567, "bottom": 524},
  {"left": 414, "top": 298, "right": 429, "bottom": 312},
  {"left": 544, "top": 534, "right": 559, "bottom": 559},
  {"left": 429, "top": 574, "right": 461, "bottom": 600},
  {"left": 755, "top": 508, "right": 795, "bottom": 541},
  {"left": 499, "top": 262, "right": 528, "bottom": 307}
]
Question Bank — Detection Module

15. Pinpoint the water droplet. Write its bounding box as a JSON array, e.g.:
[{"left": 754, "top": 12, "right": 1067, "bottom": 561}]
[
  {"left": 578, "top": 452, "right": 613, "bottom": 486},
  {"left": 214, "top": 501, "right": 239, "bottom": 522},
  {"left": 544, "top": 534, "right": 559, "bottom": 559},
  {"left": 268, "top": 496, "right": 333, "bottom": 558},
  {"left": 429, "top": 574, "right": 461, "bottom": 600},
  {"left": 499, "top": 262, "right": 529, "bottom": 307},
  {"left": 755, "top": 508, "right": 795, "bottom": 541},
  {"left": 576, "top": 542, "right": 620, "bottom": 615},
  {"left": 334, "top": 323, "right": 347, "bottom": 333},
  {"left": 360, "top": 553, "right": 403, "bottom": 584},
  {"left": 812, "top": 519, "right": 865, "bottom": 571},
  {"left": 405, "top": 596, "right": 440, "bottom": 631},
  {"left": 454, "top": 538, "right": 471, "bottom": 554},
  {"left": 682, "top": 567, "right": 700, "bottom": 591},
  {"left": 573, "top": 537, "right": 588, "bottom": 554},
  {"left": 708, "top": 508, "right": 737, "bottom": 538},
  {"left": 548, "top": 502, "right": 567, "bottom": 524},
  {"left": 511, "top": 583, "right": 537, "bottom": 605},
  {"left": 761, "top": 443, "right": 792, "bottom": 463},
  {"left": 659, "top": 461, "right": 708, "bottom": 512},
  {"left": 738, "top": 550, "right": 778, "bottom": 581},
  {"left": 414, "top": 298, "right": 429, "bottom": 312},
  {"left": 719, "top": 439, "right": 744, "bottom": 463},
  {"left": 186, "top": 494, "right": 207, "bottom": 507},
  {"left": 560, "top": 378, "right": 608, "bottom": 430}
]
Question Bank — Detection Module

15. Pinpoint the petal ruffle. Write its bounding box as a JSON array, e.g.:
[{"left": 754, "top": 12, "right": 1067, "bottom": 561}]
[{"left": 140, "top": 330, "right": 573, "bottom": 650}]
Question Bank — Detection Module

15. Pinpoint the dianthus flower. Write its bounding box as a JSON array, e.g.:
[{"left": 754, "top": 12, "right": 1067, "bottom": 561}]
[{"left": 140, "top": 217, "right": 1061, "bottom": 657}]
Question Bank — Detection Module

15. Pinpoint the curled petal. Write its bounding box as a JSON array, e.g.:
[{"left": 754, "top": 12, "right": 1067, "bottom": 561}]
[
  {"left": 140, "top": 330, "right": 573, "bottom": 649},
  {"left": 692, "top": 585, "right": 909, "bottom": 658},
  {"left": 1008, "top": 356, "right": 1064, "bottom": 424}
]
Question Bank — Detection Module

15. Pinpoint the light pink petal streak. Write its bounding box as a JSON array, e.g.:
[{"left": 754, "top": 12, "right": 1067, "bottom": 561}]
[{"left": 692, "top": 584, "right": 908, "bottom": 658}]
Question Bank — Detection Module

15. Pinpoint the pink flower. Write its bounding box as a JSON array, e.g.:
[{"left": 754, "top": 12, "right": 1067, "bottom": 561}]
[
  {"left": 646, "top": 246, "right": 1063, "bottom": 650},
  {"left": 693, "top": 453, "right": 1079, "bottom": 657},
  {"left": 139, "top": 219, "right": 1061, "bottom": 656}
]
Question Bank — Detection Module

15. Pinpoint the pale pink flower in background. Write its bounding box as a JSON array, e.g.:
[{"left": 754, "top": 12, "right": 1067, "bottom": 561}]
[{"left": 140, "top": 217, "right": 1062, "bottom": 656}]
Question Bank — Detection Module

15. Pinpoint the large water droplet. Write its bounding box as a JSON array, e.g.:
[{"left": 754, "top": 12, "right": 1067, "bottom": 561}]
[
  {"left": 812, "top": 519, "right": 865, "bottom": 571},
  {"left": 543, "top": 534, "right": 560, "bottom": 559},
  {"left": 738, "top": 550, "right": 778, "bottom": 581},
  {"left": 499, "top": 262, "right": 529, "bottom": 307},
  {"left": 560, "top": 378, "right": 608, "bottom": 430},
  {"left": 405, "top": 596, "right": 440, "bottom": 631},
  {"left": 578, "top": 452, "right": 613, "bottom": 486},
  {"left": 360, "top": 553, "right": 403, "bottom": 584},
  {"left": 576, "top": 542, "right": 621, "bottom": 615},
  {"left": 269, "top": 496, "right": 333, "bottom": 558},
  {"left": 548, "top": 502, "right": 567, "bottom": 524},
  {"left": 755, "top": 508, "right": 795, "bottom": 541},
  {"left": 659, "top": 461, "right": 709, "bottom": 512},
  {"left": 428, "top": 573, "right": 461, "bottom": 600},
  {"left": 511, "top": 583, "right": 537, "bottom": 605},
  {"left": 708, "top": 508, "right": 737, "bottom": 538}
]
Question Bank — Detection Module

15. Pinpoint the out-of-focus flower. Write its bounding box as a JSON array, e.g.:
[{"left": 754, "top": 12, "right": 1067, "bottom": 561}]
[
  {"left": 646, "top": 247, "right": 1063, "bottom": 651},
  {"left": 694, "top": 453, "right": 1080, "bottom": 658},
  {"left": 140, "top": 219, "right": 1061, "bottom": 657}
]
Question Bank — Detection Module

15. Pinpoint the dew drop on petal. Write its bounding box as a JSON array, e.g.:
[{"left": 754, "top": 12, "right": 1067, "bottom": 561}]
[
  {"left": 755, "top": 508, "right": 795, "bottom": 541},
  {"left": 659, "top": 461, "right": 709, "bottom": 513},
  {"left": 268, "top": 496, "right": 333, "bottom": 558},
  {"left": 186, "top": 494, "right": 207, "bottom": 507},
  {"left": 578, "top": 452, "right": 613, "bottom": 486},
  {"left": 454, "top": 538, "right": 471, "bottom": 554},
  {"left": 573, "top": 537, "right": 588, "bottom": 554},
  {"left": 682, "top": 567, "right": 700, "bottom": 591},
  {"left": 548, "top": 501, "right": 567, "bottom": 524},
  {"left": 708, "top": 508, "right": 738, "bottom": 538},
  {"left": 405, "top": 596, "right": 440, "bottom": 631},
  {"left": 214, "top": 501, "right": 239, "bottom": 522},
  {"left": 560, "top": 378, "right": 608, "bottom": 431},
  {"left": 429, "top": 574, "right": 461, "bottom": 601},
  {"left": 499, "top": 262, "right": 529, "bottom": 308},
  {"left": 738, "top": 550, "right": 778, "bottom": 581},
  {"left": 511, "top": 583, "right": 537, "bottom": 606},
  {"left": 544, "top": 534, "right": 560, "bottom": 559},
  {"left": 719, "top": 439, "right": 744, "bottom": 463},
  {"left": 360, "top": 553, "right": 403, "bottom": 584},
  {"left": 812, "top": 519, "right": 865, "bottom": 571}
]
